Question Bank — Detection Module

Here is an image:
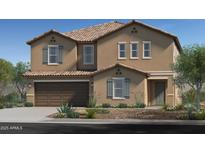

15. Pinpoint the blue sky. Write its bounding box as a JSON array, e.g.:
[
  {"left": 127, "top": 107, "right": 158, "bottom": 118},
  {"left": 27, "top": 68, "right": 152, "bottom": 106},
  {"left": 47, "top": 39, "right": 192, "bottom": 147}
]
[{"left": 0, "top": 19, "right": 205, "bottom": 65}]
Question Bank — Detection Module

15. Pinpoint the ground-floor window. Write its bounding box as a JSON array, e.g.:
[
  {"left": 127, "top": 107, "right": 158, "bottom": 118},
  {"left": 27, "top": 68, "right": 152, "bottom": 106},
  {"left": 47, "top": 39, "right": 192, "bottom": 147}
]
[{"left": 107, "top": 77, "right": 130, "bottom": 99}]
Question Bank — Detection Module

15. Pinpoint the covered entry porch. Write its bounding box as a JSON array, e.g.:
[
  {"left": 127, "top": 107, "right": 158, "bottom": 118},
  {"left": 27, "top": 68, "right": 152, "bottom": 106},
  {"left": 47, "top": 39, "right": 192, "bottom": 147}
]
[{"left": 147, "top": 77, "right": 168, "bottom": 106}]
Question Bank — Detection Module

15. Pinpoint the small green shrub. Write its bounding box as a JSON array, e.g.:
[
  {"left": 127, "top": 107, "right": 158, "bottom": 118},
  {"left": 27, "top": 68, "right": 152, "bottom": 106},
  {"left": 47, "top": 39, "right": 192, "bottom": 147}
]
[
  {"left": 193, "top": 110, "right": 205, "bottom": 120},
  {"left": 163, "top": 104, "right": 176, "bottom": 111},
  {"left": 16, "top": 103, "right": 24, "bottom": 107},
  {"left": 86, "top": 109, "right": 96, "bottom": 119},
  {"left": 102, "top": 103, "right": 111, "bottom": 108},
  {"left": 0, "top": 103, "right": 4, "bottom": 109},
  {"left": 88, "top": 97, "right": 96, "bottom": 108},
  {"left": 5, "top": 102, "right": 13, "bottom": 108},
  {"left": 4, "top": 93, "right": 20, "bottom": 104},
  {"left": 95, "top": 108, "right": 110, "bottom": 114},
  {"left": 66, "top": 111, "right": 80, "bottom": 118},
  {"left": 95, "top": 105, "right": 102, "bottom": 108},
  {"left": 175, "top": 104, "right": 184, "bottom": 111},
  {"left": 135, "top": 103, "right": 146, "bottom": 108},
  {"left": 117, "top": 103, "right": 128, "bottom": 108},
  {"left": 24, "top": 102, "right": 33, "bottom": 107}
]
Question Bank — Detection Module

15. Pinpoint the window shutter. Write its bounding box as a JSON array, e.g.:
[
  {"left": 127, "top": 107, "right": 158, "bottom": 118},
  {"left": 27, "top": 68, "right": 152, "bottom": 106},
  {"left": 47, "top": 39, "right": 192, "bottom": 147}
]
[
  {"left": 58, "top": 45, "right": 63, "bottom": 64},
  {"left": 124, "top": 78, "right": 130, "bottom": 98},
  {"left": 42, "top": 46, "right": 48, "bottom": 64},
  {"left": 107, "top": 79, "right": 113, "bottom": 97}
]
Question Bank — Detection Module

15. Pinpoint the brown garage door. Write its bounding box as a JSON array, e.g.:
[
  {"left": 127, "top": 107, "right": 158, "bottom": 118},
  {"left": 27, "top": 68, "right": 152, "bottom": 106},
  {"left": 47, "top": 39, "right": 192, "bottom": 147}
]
[{"left": 35, "top": 82, "right": 89, "bottom": 107}]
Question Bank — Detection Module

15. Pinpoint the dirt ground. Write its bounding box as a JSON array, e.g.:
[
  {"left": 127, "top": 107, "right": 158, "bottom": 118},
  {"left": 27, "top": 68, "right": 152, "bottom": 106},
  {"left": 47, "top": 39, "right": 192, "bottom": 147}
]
[{"left": 93, "top": 108, "right": 187, "bottom": 120}]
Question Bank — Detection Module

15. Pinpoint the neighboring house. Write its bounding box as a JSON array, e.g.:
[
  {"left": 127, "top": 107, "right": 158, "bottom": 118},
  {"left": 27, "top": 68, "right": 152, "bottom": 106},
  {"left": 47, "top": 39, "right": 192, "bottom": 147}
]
[{"left": 24, "top": 20, "right": 182, "bottom": 107}]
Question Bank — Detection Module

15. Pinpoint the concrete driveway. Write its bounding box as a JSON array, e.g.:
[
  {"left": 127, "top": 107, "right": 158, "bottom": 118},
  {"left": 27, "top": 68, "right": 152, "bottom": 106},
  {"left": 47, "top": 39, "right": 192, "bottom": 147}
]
[{"left": 0, "top": 107, "right": 57, "bottom": 122}]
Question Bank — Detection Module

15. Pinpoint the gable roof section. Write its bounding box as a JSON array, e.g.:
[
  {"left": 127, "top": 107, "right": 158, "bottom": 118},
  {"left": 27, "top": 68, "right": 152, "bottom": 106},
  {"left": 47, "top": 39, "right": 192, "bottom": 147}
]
[
  {"left": 26, "top": 20, "right": 182, "bottom": 51},
  {"left": 26, "top": 29, "right": 76, "bottom": 45},
  {"left": 92, "top": 63, "right": 149, "bottom": 76}
]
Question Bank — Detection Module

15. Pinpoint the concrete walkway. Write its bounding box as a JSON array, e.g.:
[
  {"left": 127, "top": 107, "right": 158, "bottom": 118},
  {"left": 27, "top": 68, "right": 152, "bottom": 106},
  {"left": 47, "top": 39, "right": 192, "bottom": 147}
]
[{"left": 0, "top": 107, "right": 57, "bottom": 122}]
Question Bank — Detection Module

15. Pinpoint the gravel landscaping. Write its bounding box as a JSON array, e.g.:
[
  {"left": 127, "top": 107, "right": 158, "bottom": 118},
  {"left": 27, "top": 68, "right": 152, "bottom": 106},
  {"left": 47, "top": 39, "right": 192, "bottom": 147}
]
[{"left": 50, "top": 108, "right": 188, "bottom": 120}]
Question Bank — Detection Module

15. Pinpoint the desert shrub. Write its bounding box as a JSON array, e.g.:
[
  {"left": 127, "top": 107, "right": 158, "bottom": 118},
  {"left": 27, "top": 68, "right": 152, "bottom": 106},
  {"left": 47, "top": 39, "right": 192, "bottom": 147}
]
[
  {"left": 57, "top": 103, "right": 79, "bottom": 118},
  {"left": 88, "top": 97, "right": 96, "bottom": 108},
  {"left": 57, "top": 103, "right": 71, "bottom": 113},
  {"left": 135, "top": 103, "right": 146, "bottom": 108},
  {"left": 117, "top": 103, "right": 128, "bottom": 108},
  {"left": 102, "top": 103, "right": 111, "bottom": 108},
  {"left": 56, "top": 112, "right": 66, "bottom": 118},
  {"left": 86, "top": 109, "right": 96, "bottom": 119},
  {"left": 24, "top": 102, "right": 33, "bottom": 107}
]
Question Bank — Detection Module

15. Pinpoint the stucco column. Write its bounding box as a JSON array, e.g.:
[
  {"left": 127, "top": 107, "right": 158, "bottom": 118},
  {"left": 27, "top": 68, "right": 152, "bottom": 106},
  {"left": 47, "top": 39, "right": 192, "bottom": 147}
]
[
  {"left": 144, "top": 78, "right": 148, "bottom": 106},
  {"left": 26, "top": 81, "right": 35, "bottom": 105}
]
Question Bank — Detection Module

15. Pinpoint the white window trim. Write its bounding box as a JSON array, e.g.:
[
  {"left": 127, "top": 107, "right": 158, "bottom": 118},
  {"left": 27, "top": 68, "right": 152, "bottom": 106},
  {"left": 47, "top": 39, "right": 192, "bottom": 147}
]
[
  {"left": 118, "top": 42, "right": 127, "bottom": 60},
  {"left": 130, "top": 41, "right": 139, "bottom": 59},
  {"left": 143, "top": 41, "right": 152, "bottom": 59},
  {"left": 83, "top": 45, "right": 94, "bottom": 65},
  {"left": 48, "top": 45, "right": 59, "bottom": 65},
  {"left": 112, "top": 77, "right": 125, "bottom": 100}
]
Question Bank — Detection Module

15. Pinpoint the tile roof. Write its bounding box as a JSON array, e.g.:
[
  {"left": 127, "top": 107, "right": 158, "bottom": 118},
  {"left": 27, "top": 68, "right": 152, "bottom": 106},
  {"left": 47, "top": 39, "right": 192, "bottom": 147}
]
[
  {"left": 64, "top": 21, "right": 124, "bottom": 42},
  {"left": 23, "top": 63, "right": 149, "bottom": 78},
  {"left": 26, "top": 20, "right": 182, "bottom": 51},
  {"left": 23, "top": 70, "right": 92, "bottom": 77}
]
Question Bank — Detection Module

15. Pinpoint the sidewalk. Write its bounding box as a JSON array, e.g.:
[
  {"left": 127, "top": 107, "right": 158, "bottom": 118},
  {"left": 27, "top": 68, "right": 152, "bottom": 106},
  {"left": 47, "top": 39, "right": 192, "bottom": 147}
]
[{"left": 42, "top": 118, "right": 205, "bottom": 125}]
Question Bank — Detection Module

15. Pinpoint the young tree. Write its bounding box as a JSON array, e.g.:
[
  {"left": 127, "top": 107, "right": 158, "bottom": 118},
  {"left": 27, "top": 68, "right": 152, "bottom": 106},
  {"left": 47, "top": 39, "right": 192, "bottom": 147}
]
[
  {"left": 13, "top": 62, "right": 30, "bottom": 102},
  {"left": 172, "top": 44, "right": 205, "bottom": 112},
  {"left": 0, "top": 59, "right": 14, "bottom": 96}
]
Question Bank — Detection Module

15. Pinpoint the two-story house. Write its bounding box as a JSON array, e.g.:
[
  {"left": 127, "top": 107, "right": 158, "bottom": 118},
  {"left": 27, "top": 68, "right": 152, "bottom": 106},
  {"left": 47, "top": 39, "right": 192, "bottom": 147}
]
[{"left": 24, "top": 20, "right": 182, "bottom": 107}]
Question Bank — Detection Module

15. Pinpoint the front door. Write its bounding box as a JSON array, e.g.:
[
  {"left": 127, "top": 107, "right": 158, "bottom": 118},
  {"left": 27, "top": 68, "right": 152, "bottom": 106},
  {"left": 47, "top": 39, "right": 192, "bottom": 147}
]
[{"left": 155, "top": 81, "right": 165, "bottom": 105}]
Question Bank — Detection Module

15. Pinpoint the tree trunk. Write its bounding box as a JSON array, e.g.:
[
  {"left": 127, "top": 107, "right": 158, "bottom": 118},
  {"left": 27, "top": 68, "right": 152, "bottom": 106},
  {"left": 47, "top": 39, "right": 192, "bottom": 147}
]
[{"left": 195, "top": 82, "right": 202, "bottom": 112}]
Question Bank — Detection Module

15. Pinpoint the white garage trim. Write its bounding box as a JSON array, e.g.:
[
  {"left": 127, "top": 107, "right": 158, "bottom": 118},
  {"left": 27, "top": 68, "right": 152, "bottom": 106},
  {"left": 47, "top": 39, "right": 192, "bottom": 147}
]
[{"left": 33, "top": 80, "right": 90, "bottom": 82}]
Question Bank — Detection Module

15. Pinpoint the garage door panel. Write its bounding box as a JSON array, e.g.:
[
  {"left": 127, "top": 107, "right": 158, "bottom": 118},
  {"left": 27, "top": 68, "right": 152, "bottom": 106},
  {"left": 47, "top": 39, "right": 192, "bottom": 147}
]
[{"left": 35, "top": 82, "right": 89, "bottom": 107}]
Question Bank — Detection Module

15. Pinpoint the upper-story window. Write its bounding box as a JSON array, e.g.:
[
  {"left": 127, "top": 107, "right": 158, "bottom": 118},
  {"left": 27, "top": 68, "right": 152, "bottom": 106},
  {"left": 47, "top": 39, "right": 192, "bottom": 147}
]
[
  {"left": 42, "top": 45, "right": 63, "bottom": 65},
  {"left": 48, "top": 45, "right": 59, "bottom": 64},
  {"left": 83, "top": 45, "right": 94, "bottom": 64},
  {"left": 143, "top": 41, "right": 151, "bottom": 59},
  {"left": 130, "top": 42, "right": 138, "bottom": 59},
  {"left": 118, "top": 42, "right": 126, "bottom": 59}
]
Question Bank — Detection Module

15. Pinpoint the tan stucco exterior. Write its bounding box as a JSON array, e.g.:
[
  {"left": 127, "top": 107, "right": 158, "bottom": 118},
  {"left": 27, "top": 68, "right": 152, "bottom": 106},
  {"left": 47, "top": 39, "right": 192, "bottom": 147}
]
[
  {"left": 26, "top": 22, "right": 181, "bottom": 107},
  {"left": 31, "top": 33, "right": 77, "bottom": 71},
  {"left": 97, "top": 23, "right": 174, "bottom": 71},
  {"left": 93, "top": 66, "right": 146, "bottom": 106}
]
